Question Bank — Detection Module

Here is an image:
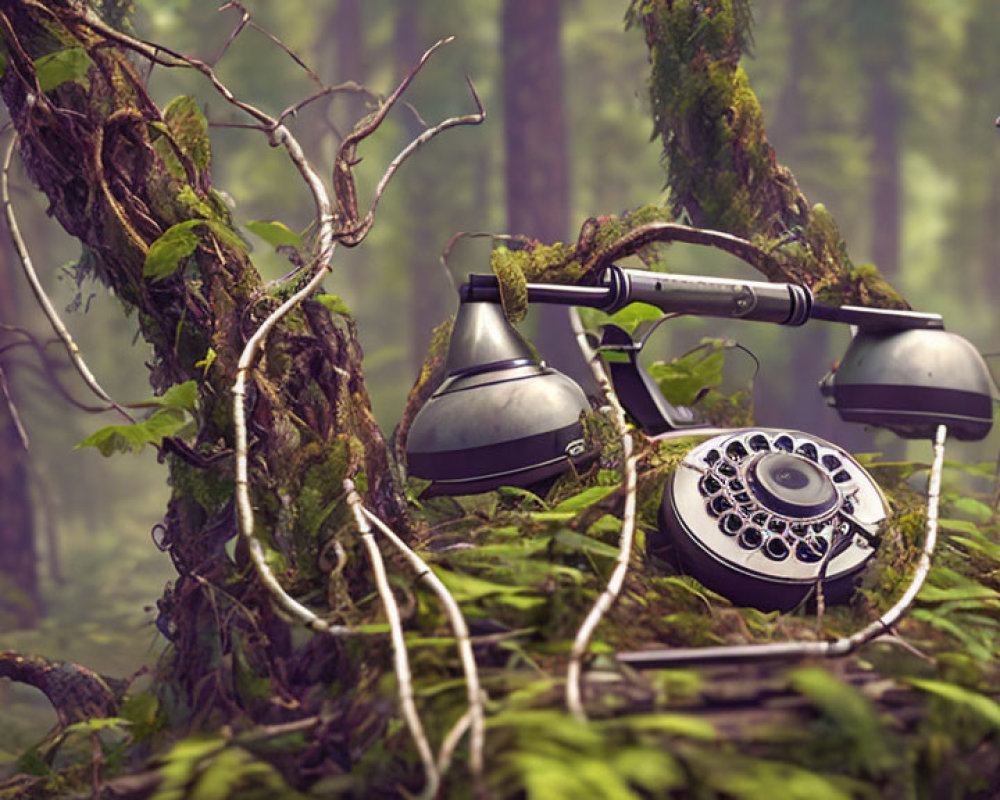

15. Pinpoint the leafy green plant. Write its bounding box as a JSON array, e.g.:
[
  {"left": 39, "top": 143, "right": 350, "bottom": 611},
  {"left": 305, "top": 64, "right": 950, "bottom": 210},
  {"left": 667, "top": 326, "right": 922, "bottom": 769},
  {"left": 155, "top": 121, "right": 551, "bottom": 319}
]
[{"left": 76, "top": 381, "right": 198, "bottom": 456}]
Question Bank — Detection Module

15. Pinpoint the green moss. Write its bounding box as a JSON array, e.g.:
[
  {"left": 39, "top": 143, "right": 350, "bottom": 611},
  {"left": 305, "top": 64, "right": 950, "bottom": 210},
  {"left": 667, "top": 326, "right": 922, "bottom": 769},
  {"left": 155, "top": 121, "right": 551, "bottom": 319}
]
[
  {"left": 295, "top": 438, "right": 351, "bottom": 543},
  {"left": 168, "top": 456, "right": 234, "bottom": 517}
]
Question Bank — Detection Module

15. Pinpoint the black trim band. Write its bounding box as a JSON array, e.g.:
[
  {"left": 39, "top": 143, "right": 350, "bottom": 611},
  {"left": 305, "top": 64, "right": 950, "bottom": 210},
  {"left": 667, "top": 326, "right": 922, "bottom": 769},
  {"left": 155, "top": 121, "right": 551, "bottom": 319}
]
[{"left": 408, "top": 421, "right": 585, "bottom": 482}]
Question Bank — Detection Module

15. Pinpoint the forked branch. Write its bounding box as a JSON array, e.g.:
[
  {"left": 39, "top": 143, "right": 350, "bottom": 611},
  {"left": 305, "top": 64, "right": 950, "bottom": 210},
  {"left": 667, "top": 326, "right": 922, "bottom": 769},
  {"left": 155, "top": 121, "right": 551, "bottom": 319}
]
[
  {"left": 362, "top": 505, "right": 485, "bottom": 783},
  {"left": 345, "top": 482, "right": 440, "bottom": 799}
]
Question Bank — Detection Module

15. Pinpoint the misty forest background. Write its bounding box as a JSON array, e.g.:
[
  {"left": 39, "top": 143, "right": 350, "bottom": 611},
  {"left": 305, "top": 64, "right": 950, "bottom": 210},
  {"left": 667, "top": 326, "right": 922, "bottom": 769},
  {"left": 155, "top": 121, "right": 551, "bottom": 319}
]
[{"left": 2, "top": 0, "right": 1000, "bottom": 789}]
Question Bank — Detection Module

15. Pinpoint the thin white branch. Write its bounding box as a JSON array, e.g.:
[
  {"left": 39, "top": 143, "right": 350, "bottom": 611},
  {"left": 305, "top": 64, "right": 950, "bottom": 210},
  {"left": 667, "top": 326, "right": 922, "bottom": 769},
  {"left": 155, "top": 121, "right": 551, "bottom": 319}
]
[
  {"left": 346, "top": 481, "right": 439, "bottom": 799},
  {"left": 350, "top": 77, "right": 485, "bottom": 243},
  {"left": 362, "top": 506, "right": 485, "bottom": 782},
  {"left": 229, "top": 128, "right": 339, "bottom": 641},
  {"left": 437, "top": 709, "right": 472, "bottom": 775},
  {"left": 0, "top": 362, "right": 29, "bottom": 449},
  {"left": 73, "top": 14, "right": 482, "bottom": 784},
  {"left": 231, "top": 264, "right": 338, "bottom": 634},
  {"left": 831, "top": 423, "right": 947, "bottom": 651},
  {"left": 2, "top": 137, "right": 133, "bottom": 423},
  {"left": 565, "top": 308, "right": 639, "bottom": 721}
]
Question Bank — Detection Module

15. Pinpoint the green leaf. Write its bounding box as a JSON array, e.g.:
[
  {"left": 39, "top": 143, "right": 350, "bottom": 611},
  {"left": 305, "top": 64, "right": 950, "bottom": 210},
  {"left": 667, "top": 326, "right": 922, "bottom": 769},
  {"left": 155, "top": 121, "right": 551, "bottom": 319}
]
[
  {"left": 552, "top": 484, "right": 618, "bottom": 513},
  {"left": 497, "top": 485, "right": 550, "bottom": 508},
  {"left": 919, "top": 583, "right": 999, "bottom": 603},
  {"left": 16, "top": 748, "right": 50, "bottom": 777},
  {"left": 906, "top": 678, "right": 1000, "bottom": 729},
  {"left": 605, "top": 302, "right": 664, "bottom": 335},
  {"left": 195, "top": 347, "right": 217, "bottom": 377},
  {"left": 551, "top": 529, "right": 621, "bottom": 559},
  {"left": 154, "top": 380, "right": 198, "bottom": 414},
  {"left": 689, "top": 751, "right": 856, "bottom": 800},
  {"left": 77, "top": 407, "right": 190, "bottom": 456},
  {"left": 951, "top": 535, "right": 1000, "bottom": 564},
  {"left": 949, "top": 496, "right": 994, "bottom": 524},
  {"left": 121, "top": 692, "right": 163, "bottom": 740},
  {"left": 34, "top": 47, "right": 93, "bottom": 92},
  {"left": 648, "top": 345, "right": 727, "bottom": 406},
  {"left": 246, "top": 220, "right": 302, "bottom": 248},
  {"left": 143, "top": 220, "right": 201, "bottom": 281},
  {"left": 607, "top": 713, "right": 716, "bottom": 740},
  {"left": 154, "top": 735, "right": 227, "bottom": 800},
  {"left": 315, "top": 294, "right": 352, "bottom": 316},
  {"left": 433, "top": 567, "right": 535, "bottom": 603},
  {"left": 163, "top": 95, "right": 211, "bottom": 171},
  {"left": 204, "top": 219, "right": 248, "bottom": 254},
  {"left": 62, "top": 717, "right": 131, "bottom": 737},
  {"left": 939, "top": 518, "right": 983, "bottom": 536},
  {"left": 586, "top": 515, "right": 621, "bottom": 538},
  {"left": 528, "top": 510, "right": 576, "bottom": 523},
  {"left": 789, "top": 667, "right": 891, "bottom": 775}
]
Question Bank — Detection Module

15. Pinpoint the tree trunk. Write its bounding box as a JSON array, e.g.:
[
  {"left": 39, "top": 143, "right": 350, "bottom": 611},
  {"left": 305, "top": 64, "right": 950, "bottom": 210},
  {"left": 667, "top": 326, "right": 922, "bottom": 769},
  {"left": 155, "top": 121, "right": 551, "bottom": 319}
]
[
  {"left": 627, "top": 0, "right": 906, "bottom": 308},
  {"left": 395, "top": 0, "right": 445, "bottom": 378},
  {"left": 0, "top": 241, "right": 40, "bottom": 631},
  {"left": 502, "top": 0, "right": 596, "bottom": 390},
  {"left": 859, "top": 0, "right": 904, "bottom": 278},
  {"left": 0, "top": 0, "right": 403, "bottom": 773}
]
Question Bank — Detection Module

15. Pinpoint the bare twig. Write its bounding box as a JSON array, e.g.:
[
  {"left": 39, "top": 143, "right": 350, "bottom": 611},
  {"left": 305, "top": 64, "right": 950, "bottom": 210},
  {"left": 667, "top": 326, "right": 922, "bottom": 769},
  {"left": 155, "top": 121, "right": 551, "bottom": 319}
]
[
  {"left": 362, "top": 505, "right": 485, "bottom": 783},
  {"left": 73, "top": 13, "right": 483, "bottom": 781},
  {"left": 211, "top": 1, "right": 250, "bottom": 66},
  {"left": 565, "top": 310, "right": 639, "bottom": 721},
  {"left": 1, "top": 352, "right": 114, "bottom": 415},
  {"left": 352, "top": 77, "right": 485, "bottom": 244},
  {"left": 232, "top": 264, "right": 353, "bottom": 638},
  {"left": 345, "top": 481, "right": 439, "bottom": 799},
  {"left": 215, "top": 1, "right": 324, "bottom": 89},
  {"left": 2, "top": 137, "right": 134, "bottom": 423},
  {"left": 437, "top": 709, "right": 472, "bottom": 775},
  {"left": 0, "top": 361, "right": 28, "bottom": 449},
  {"left": 274, "top": 82, "right": 375, "bottom": 129}
]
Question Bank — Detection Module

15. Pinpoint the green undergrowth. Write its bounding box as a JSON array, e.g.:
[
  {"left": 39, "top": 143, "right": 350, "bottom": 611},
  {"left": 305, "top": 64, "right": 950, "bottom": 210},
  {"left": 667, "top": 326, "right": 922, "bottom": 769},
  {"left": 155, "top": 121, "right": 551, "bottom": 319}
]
[
  {"left": 8, "top": 339, "right": 1000, "bottom": 800},
  {"left": 15, "top": 430, "right": 1000, "bottom": 798}
]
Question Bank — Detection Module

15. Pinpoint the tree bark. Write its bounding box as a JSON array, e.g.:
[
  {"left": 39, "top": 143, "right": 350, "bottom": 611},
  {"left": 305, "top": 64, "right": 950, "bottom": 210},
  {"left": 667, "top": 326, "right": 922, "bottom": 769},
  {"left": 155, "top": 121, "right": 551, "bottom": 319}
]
[
  {"left": 626, "top": 0, "right": 907, "bottom": 308},
  {"left": 0, "top": 0, "right": 402, "bottom": 770}
]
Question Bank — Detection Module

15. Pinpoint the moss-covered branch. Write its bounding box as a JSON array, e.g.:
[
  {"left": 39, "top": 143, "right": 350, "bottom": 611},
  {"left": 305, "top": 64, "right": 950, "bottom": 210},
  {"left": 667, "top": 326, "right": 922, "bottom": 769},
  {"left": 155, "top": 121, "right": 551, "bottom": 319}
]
[{"left": 623, "top": 0, "right": 905, "bottom": 307}]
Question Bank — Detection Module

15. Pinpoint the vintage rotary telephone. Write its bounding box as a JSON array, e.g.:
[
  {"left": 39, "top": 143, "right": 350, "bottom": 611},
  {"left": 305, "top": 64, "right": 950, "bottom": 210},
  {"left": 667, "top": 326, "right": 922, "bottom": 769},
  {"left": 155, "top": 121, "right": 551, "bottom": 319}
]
[{"left": 405, "top": 264, "right": 995, "bottom": 616}]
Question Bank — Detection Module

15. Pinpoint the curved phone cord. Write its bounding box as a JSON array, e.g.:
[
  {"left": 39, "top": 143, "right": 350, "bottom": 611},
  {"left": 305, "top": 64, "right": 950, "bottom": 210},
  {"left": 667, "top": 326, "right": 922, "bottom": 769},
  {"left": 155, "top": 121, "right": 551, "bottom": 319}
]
[{"left": 617, "top": 424, "right": 947, "bottom": 668}]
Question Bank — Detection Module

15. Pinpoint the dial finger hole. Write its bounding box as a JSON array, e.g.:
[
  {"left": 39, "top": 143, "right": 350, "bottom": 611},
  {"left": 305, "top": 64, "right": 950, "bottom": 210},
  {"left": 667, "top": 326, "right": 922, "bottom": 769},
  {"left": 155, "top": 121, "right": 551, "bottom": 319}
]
[
  {"left": 726, "top": 441, "right": 749, "bottom": 462},
  {"left": 748, "top": 434, "right": 770, "bottom": 452},
  {"left": 795, "top": 537, "right": 829, "bottom": 563},
  {"left": 738, "top": 527, "right": 764, "bottom": 550},
  {"left": 764, "top": 536, "right": 790, "bottom": 561},
  {"left": 720, "top": 513, "right": 743, "bottom": 535},
  {"left": 795, "top": 442, "right": 818, "bottom": 462}
]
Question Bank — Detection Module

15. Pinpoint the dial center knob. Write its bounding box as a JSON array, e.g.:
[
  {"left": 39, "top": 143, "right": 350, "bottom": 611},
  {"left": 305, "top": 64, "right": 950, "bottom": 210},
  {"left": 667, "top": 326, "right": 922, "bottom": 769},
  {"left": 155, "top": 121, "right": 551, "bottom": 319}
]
[{"left": 747, "top": 453, "right": 839, "bottom": 518}]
